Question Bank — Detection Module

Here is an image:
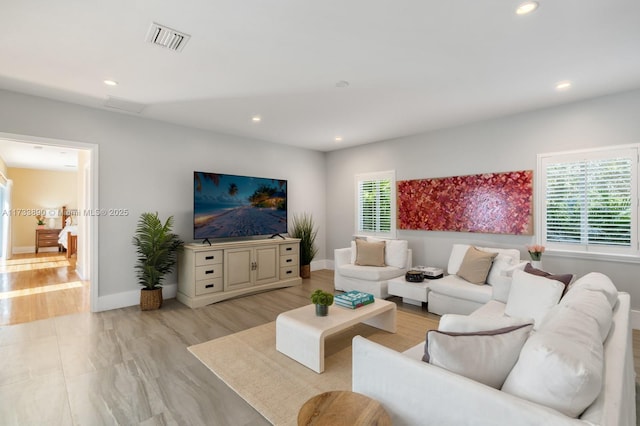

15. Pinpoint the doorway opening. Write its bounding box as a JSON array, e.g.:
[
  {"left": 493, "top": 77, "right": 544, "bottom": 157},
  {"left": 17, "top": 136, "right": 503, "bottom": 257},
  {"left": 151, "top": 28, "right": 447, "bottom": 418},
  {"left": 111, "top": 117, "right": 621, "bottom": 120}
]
[{"left": 0, "top": 133, "right": 98, "bottom": 325}]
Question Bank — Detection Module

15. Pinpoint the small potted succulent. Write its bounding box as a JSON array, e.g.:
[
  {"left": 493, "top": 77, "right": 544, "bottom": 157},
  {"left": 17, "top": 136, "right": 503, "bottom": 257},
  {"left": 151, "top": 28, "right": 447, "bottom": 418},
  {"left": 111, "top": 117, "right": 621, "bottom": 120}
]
[{"left": 311, "top": 289, "right": 334, "bottom": 317}]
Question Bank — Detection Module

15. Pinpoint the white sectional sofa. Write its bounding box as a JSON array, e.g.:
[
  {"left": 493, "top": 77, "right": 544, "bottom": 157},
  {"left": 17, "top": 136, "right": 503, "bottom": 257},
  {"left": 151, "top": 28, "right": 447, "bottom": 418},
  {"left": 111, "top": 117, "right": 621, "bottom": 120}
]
[
  {"left": 353, "top": 271, "right": 636, "bottom": 425},
  {"left": 334, "top": 238, "right": 412, "bottom": 299}
]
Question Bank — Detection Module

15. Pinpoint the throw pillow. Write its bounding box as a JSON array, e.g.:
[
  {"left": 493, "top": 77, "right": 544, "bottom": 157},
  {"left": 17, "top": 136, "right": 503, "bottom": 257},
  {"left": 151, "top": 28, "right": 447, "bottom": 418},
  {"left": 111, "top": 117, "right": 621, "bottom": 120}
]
[
  {"left": 354, "top": 239, "right": 385, "bottom": 267},
  {"left": 502, "top": 311, "right": 603, "bottom": 418},
  {"left": 505, "top": 269, "right": 563, "bottom": 329},
  {"left": 524, "top": 263, "right": 573, "bottom": 295},
  {"left": 456, "top": 246, "right": 497, "bottom": 284},
  {"left": 384, "top": 239, "right": 408, "bottom": 269},
  {"left": 422, "top": 323, "right": 534, "bottom": 389},
  {"left": 368, "top": 237, "right": 409, "bottom": 268}
]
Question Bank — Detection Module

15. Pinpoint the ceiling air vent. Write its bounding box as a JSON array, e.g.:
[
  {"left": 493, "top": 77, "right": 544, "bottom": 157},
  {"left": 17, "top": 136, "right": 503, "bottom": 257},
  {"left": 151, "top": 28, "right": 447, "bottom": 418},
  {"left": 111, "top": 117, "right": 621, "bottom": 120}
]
[{"left": 146, "top": 22, "right": 190, "bottom": 52}]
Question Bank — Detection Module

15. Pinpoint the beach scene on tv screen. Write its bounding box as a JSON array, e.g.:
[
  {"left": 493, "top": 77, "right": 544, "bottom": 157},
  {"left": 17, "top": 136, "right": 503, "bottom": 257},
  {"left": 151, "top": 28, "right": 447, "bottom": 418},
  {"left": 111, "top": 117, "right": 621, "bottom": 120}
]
[{"left": 194, "top": 172, "right": 287, "bottom": 239}]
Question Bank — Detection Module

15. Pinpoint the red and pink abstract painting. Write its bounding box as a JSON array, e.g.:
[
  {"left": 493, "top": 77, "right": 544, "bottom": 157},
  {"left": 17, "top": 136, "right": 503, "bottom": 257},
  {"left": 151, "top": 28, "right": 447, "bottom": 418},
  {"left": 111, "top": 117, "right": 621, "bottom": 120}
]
[{"left": 397, "top": 170, "right": 533, "bottom": 235}]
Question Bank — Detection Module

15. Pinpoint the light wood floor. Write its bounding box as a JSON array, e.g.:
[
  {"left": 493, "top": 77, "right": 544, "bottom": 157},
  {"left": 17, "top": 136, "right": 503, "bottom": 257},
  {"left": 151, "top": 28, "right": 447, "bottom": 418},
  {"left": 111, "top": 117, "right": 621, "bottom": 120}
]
[
  {"left": 0, "top": 252, "right": 89, "bottom": 326},
  {"left": 0, "top": 263, "right": 637, "bottom": 425}
]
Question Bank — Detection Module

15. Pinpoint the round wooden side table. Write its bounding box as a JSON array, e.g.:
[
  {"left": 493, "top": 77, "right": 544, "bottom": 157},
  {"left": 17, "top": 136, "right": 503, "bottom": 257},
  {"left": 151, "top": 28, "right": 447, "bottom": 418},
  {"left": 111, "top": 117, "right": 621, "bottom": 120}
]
[{"left": 297, "top": 390, "right": 392, "bottom": 426}]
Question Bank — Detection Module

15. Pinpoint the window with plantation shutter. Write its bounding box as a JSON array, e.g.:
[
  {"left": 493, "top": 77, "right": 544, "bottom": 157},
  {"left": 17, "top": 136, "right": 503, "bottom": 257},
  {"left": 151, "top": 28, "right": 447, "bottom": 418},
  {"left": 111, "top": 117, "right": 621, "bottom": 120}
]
[
  {"left": 355, "top": 171, "right": 396, "bottom": 238},
  {"left": 538, "top": 145, "right": 639, "bottom": 258}
]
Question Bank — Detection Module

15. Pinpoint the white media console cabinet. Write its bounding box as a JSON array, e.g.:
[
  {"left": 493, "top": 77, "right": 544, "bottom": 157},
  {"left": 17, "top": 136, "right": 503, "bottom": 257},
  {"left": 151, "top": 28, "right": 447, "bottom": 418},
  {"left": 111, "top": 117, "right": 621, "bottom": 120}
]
[{"left": 177, "top": 238, "right": 302, "bottom": 308}]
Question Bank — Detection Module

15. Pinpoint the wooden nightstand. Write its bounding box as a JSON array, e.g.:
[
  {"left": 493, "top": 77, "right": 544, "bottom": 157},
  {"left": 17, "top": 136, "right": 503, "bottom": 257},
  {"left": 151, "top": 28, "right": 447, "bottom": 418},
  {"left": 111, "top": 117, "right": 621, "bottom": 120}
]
[{"left": 35, "top": 228, "right": 62, "bottom": 253}]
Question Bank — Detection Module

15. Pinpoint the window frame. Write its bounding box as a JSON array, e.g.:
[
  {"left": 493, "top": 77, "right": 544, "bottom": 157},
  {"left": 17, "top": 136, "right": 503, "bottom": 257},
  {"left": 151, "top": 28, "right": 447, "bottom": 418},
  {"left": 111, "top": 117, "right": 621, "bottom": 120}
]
[
  {"left": 536, "top": 144, "right": 640, "bottom": 261},
  {"left": 354, "top": 170, "right": 397, "bottom": 239}
]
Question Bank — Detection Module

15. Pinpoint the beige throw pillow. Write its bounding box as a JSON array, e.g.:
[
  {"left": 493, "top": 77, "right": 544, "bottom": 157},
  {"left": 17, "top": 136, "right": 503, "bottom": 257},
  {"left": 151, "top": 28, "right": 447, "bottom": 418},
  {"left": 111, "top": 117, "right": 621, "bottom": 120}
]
[
  {"left": 457, "top": 246, "right": 497, "bottom": 284},
  {"left": 354, "top": 239, "right": 386, "bottom": 267}
]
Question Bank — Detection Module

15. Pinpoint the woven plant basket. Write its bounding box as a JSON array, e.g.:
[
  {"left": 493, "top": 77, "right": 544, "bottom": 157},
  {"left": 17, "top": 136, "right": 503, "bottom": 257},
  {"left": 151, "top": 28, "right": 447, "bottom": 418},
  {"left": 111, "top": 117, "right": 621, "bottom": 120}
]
[
  {"left": 300, "top": 264, "right": 311, "bottom": 279},
  {"left": 140, "top": 287, "right": 163, "bottom": 311}
]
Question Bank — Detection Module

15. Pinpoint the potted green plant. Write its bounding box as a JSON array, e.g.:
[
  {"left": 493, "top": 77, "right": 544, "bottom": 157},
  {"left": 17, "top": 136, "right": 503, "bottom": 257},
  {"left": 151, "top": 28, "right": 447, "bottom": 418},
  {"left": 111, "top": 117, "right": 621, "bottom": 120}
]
[
  {"left": 311, "top": 289, "right": 334, "bottom": 316},
  {"left": 290, "top": 213, "right": 318, "bottom": 278},
  {"left": 132, "top": 212, "right": 183, "bottom": 310}
]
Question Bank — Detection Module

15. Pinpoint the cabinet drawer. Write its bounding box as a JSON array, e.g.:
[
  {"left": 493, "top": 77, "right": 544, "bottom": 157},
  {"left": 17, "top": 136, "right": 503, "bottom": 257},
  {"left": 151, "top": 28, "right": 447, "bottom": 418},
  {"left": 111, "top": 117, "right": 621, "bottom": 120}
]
[
  {"left": 39, "top": 240, "right": 60, "bottom": 247},
  {"left": 195, "top": 265, "right": 223, "bottom": 281},
  {"left": 195, "top": 250, "right": 223, "bottom": 266},
  {"left": 39, "top": 233, "right": 59, "bottom": 240},
  {"left": 280, "top": 254, "right": 298, "bottom": 267},
  {"left": 195, "top": 278, "right": 223, "bottom": 296},
  {"left": 280, "top": 266, "right": 299, "bottom": 279},
  {"left": 279, "top": 243, "right": 299, "bottom": 255}
]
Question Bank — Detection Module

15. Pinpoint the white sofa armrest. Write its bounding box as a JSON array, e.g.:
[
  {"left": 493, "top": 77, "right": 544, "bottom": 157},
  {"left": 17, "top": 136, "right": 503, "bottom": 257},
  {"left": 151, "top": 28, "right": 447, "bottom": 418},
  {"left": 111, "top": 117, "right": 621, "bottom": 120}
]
[
  {"left": 334, "top": 247, "right": 352, "bottom": 267},
  {"left": 352, "top": 336, "right": 583, "bottom": 426}
]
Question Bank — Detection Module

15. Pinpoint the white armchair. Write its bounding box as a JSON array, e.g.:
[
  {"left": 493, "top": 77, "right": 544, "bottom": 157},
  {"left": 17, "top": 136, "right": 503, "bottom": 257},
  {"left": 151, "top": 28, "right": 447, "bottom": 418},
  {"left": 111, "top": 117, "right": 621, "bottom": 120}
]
[{"left": 334, "top": 238, "right": 412, "bottom": 299}]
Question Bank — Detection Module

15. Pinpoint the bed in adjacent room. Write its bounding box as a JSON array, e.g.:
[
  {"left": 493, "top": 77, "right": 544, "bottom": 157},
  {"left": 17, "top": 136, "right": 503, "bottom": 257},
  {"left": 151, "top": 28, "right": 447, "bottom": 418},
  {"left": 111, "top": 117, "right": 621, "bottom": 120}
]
[{"left": 59, "top": 206, "right": 78, "bottom": 258}]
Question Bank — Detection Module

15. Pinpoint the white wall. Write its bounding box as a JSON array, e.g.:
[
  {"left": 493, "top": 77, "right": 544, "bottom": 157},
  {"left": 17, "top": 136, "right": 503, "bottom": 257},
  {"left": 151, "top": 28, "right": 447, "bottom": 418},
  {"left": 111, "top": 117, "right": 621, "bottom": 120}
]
[
  {"left": 327, "top": 88, "right": 640, "bottom": 309},
  {"left": 0, "top": 89, "right": 326, "bottom": 308}
]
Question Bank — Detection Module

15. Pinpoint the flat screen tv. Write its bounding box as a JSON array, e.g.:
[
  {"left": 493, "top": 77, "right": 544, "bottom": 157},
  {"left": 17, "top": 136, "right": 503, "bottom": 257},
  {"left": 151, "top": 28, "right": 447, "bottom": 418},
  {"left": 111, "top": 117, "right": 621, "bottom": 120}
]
[{"left": 194, "top": 171, "right": 288, "bottom": 240}]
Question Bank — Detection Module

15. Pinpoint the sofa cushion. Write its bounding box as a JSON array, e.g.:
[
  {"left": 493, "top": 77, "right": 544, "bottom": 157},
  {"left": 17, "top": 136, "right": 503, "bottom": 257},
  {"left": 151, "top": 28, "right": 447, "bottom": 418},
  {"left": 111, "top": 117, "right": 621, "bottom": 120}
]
[
  {"left": 367, "top": 238, "right": 409, "bottom": 268},
  {"left": 428, "top": 275, "right": 493, "bottom": 304},
  {"left": 457, "top": 247, "right": 497, "bottom": 284},
  {"left": 564, "top": 272, "right": 618, "bottom": 309},
  {"left": 354, "top": 239, "right": 385, "bottom": 266},
  {"left": 439, "top": 313, "right": 533, "bottom": 333},
  {"left": 505, "top": 269, "right": 563, "bottom": 329},
  {"left": 338, "top": 263, "right": 406, "bottom": 281},
  {"left": 502, "top": 305, "right": 604, "bottom": 418},
  {"left": 556, "top": 288, "right": 613, "bottom": 341},
  {"left": 470, "top": 299, "right": 507, "bottom": 317},
  {"left": 423, "top": 323, "right": 533, "bottom": 389},
  {"left": 489, "top": 261, "right": 529, "bottom": 303},
  {"left": 447, "top": 244, "right": 472, "bottom": 275}
]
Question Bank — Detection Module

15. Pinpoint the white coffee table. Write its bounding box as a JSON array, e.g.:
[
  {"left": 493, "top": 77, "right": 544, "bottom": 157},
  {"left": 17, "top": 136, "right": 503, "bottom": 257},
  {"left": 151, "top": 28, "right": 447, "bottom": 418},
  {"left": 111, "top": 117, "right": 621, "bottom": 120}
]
[
  {"left": 275, "top": 299, "right": 396, "bottom": 373},
  {"left": 388, "top": 276, "right": 430, "bottom": 306}
]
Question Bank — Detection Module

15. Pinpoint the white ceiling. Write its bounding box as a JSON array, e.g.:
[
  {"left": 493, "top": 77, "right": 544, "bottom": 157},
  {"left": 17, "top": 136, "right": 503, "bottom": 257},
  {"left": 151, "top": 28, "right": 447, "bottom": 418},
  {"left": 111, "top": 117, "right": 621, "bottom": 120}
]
[
  {"left": 1, "top": 0, "right": 640, "bottom": 156},
  {"left": 0, "top": 139, "right": 78, "bottom": 172}
]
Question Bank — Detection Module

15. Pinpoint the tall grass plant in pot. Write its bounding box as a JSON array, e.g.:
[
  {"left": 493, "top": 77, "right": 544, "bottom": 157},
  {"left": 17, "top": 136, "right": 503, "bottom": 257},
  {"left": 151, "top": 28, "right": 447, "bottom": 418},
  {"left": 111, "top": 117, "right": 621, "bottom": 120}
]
[
  {"left": 290, "top": 213, "right": 318, "bottom": 278},
  {"left": 132, "top": 212, "right": 183, "bottom": 310}
]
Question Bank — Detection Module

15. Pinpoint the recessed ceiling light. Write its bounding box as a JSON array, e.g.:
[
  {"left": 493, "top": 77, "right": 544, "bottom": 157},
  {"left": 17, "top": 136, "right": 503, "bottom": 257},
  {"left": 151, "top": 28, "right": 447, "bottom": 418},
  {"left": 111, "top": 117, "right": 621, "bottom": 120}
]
[
  {"left": 103, "top": 79, "right": 118, "bottom": 86},
  {"left": 516, "top": 1, "right": 538, "bottom": 15},
  {"left": 252, "top": 115, "right": 262, "bottom": 123},
  {"left": 555, "top": 80, "right": 572, "bottom": 91},
  {"left": 335, "top": 136, "right": 343, "bottom": 142}
]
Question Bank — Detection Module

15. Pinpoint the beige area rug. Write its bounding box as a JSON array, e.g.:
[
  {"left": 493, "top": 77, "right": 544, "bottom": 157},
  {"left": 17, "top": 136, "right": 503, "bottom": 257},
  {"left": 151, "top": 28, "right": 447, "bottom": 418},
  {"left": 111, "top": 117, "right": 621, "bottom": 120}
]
[{"left": 188, "top": 310, "right": 438, "bottom": 426}]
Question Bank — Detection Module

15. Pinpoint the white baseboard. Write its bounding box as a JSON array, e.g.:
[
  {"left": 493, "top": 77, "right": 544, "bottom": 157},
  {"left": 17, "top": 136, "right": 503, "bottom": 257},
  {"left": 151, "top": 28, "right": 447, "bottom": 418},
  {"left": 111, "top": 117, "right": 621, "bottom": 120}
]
[
  {"left": 631, "top": 309, "right": 640, "bottom": 330},
  {"left": 13, "top": 246, "right": 61, "bottom": 254},
  {"left": 13, "top": 246, "right": 35, "bottom": 254},
  {"left": 96, "top": 283, "right": 177, "bottom": 312},
  {"left": 310, "top": 259, "right": 331, "bottom": 271}
]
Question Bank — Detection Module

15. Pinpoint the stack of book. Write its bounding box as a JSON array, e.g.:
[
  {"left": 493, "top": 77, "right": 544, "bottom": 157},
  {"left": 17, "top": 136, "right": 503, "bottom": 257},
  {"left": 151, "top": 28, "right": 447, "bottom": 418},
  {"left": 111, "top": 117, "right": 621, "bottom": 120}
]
[{"left": 334, "top": 291, "right": 375, "bottom": 309}]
